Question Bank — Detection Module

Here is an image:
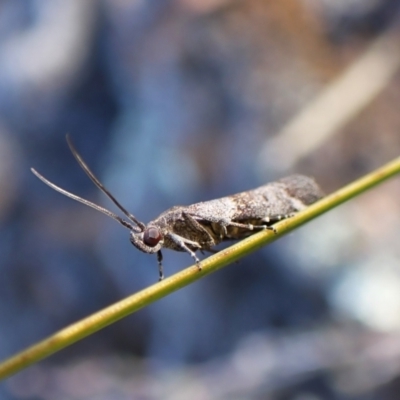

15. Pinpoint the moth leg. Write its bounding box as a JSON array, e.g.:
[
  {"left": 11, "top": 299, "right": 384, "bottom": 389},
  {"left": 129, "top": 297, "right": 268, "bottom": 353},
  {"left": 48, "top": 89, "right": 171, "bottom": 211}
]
[
  {"left": 182, "top": 212, "right": 217, "bottom": 246},
  {"left": 229, "top": 222, "right": 277, "bottom": 234},
  {"left": 168, "top": 233, "right": 202, "bottom": 272},
  {"left": 157, "top": 250, "right": 164, "bottom": 281},
  {"left": 227, "top": 221, "right": 255, "bottom": 230},
  {"left": 229, "top": 221, "right": 278, "bottom": 232},
  {"left": 261, "top": 213, "right": 297, "bottom": 233},
  {"left": 217, "top": 219, "right": 275, "bottom": 235},
  {"left": 189, "top": 213, "right": 276, "bottom": 239},
  {"left": 190, "top": 214, "right": 256, "bottom": 235},
  {"left": 263, "top": 213, "right": 296, "bottom": 224},
  {"left": 253, "top": 224, "right": 277, "bottom": 234}
]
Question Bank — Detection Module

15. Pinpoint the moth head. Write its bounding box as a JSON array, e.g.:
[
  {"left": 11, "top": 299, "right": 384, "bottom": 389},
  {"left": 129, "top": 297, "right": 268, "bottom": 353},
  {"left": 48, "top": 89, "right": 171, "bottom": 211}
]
[{"left": 130, "top": 226, "right": 164, "bottom": 254}]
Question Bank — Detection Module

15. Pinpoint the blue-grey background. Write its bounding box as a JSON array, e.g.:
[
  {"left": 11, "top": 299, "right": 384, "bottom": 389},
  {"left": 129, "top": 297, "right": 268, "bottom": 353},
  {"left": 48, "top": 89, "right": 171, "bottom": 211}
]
[{"left": 1, "top": 1, "right": 400, "bottom": 398}]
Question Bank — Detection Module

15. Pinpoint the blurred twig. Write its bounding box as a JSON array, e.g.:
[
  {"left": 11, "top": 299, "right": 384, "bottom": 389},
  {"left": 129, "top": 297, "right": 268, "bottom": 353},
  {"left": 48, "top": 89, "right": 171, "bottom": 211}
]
[
  {"left": 258, "top": 18, "right": 400, "bottom": 173},
  {"left": 0, "top": 156, "right": 400, "bottom": 380}
]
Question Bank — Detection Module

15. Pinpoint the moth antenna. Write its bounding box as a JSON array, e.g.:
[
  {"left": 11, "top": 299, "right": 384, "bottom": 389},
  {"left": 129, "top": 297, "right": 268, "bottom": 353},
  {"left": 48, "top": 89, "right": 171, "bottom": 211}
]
[
  {"left": 31, "top": 168, "right": 140, "bottom": 232},
  {"left": 66, "top": 134, "right": 145, "bottom": 230}
]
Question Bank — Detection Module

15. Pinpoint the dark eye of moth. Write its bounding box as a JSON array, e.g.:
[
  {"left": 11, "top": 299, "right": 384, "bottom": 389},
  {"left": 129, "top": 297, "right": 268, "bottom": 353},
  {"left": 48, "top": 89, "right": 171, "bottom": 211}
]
[{"left": 143, "top": 227, "right": 162, "bottom": 247}]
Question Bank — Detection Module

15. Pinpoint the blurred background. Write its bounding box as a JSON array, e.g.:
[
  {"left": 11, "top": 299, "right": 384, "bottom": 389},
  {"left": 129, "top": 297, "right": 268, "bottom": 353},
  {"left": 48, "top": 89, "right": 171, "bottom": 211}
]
[{"left": 1, "top": 0, "right": 400, "bottom": 398}]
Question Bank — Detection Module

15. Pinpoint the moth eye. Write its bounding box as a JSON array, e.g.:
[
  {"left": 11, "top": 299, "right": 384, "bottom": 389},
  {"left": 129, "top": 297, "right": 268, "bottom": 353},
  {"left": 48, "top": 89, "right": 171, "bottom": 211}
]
[{"left": 143, "top": 227, "right": 162, "bottom": 247}]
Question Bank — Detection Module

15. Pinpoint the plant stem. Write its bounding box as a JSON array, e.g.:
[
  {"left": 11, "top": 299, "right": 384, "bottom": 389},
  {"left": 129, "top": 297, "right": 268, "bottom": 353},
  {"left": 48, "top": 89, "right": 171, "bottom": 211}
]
[{"left": 0, "top": 156, "right": 399, "bottom": 380}]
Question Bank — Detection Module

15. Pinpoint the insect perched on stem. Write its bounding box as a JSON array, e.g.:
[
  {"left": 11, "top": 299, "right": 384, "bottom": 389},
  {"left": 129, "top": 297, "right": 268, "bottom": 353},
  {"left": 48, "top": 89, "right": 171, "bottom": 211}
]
[{"left": 31, "top": 136, "right": 324, "bottom": 281}]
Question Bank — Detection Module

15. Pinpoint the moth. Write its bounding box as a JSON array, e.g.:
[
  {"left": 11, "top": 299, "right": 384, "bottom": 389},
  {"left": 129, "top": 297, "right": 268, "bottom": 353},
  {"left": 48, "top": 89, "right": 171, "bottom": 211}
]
[{"left": 31, "top": 136, "right": 324, "bottom": 280}]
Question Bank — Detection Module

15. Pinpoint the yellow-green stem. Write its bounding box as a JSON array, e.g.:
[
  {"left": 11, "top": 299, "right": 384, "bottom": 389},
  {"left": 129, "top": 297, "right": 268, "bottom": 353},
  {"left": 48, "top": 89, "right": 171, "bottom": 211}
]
[{"left": 0, "top": 156, "right": 399, "bottom": 380}]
